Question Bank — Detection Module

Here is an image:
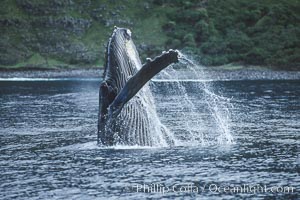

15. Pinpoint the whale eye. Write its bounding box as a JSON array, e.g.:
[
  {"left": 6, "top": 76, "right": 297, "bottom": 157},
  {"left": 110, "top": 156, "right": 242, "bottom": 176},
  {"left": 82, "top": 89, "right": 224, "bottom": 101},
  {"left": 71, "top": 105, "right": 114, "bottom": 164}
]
[{"left": 123, "top": 29, "right": 131, "bottom": 40}]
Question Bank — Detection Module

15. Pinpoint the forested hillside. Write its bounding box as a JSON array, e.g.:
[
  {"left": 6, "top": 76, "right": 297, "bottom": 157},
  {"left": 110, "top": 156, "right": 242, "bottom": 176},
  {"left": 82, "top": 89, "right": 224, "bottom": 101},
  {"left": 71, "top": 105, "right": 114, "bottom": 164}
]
[
  {"left": 1, "top": 0, "right": 299, "bottom": 70},
  {"left": 162, "top": 0, "right": 300, "bottom": 70}
]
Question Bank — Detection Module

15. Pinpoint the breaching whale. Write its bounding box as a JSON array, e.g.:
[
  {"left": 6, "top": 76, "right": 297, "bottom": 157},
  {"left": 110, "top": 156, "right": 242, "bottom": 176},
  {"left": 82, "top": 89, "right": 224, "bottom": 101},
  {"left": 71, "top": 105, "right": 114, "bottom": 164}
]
[{"left": 98, "top": 27, "right": 179, "bottom": 146}]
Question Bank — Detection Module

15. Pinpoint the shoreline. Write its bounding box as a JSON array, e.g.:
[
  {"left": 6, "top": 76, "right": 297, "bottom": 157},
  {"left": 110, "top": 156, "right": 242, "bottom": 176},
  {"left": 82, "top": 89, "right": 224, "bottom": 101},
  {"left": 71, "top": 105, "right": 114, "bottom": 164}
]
[
  {"left": 0, "top": 68, "right": 300, "bottom": 81},
  {"left": 0, "top": 68, "right": 103, "bottom": 79}
]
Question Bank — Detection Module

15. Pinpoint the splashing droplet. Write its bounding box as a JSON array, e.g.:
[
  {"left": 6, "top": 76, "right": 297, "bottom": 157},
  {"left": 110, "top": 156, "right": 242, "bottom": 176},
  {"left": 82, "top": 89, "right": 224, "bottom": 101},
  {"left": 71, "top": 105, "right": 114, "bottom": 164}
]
[{"left": 152, "top": 51, "right": 234, "bottom": 146}]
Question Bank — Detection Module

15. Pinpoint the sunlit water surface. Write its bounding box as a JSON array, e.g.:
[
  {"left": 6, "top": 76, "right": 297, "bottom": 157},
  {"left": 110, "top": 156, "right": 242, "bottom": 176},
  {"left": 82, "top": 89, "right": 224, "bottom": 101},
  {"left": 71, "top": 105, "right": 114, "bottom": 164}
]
[{"left": 0, "top": 79, "right": 299, "bottom": 199}]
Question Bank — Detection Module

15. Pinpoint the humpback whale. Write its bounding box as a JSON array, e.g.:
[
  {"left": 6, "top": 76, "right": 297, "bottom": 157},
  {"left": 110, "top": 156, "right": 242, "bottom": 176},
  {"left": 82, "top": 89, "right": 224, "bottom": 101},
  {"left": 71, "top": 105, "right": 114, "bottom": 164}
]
[{"left": 98, "top": 27, "right": 179, "bottom": 146}]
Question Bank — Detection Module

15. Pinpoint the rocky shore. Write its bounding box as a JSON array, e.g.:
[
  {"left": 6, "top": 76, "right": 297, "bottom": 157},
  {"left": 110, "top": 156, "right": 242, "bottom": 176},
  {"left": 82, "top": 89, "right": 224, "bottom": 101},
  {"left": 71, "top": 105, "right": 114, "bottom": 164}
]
[{"left": 1, "top": 68, "right": 299, "bottom": 81}]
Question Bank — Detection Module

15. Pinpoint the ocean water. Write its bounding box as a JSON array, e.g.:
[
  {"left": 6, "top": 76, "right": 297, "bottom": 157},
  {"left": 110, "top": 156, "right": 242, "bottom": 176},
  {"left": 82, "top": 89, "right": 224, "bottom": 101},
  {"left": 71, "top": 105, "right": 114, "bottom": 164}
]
[{"left": 0, "top": 79, "right": 299, "bottom": 199}]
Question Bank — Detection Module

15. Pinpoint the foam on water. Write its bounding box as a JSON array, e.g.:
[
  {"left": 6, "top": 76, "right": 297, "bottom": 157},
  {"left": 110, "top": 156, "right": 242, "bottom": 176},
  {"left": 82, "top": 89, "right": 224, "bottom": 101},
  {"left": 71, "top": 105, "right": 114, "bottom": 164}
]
[{"left": 58, "top": 141, "right": 158, "bottom": 150}]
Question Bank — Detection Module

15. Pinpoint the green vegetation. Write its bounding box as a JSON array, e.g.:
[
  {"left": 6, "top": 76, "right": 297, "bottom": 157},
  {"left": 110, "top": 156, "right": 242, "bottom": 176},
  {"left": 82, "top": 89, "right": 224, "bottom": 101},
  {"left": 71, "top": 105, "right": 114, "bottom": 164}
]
[
  {"left": 0, "top": 0, "right": 169, "bottom": 69},
  {"left": 161, "top": 0, "right": 300, "bottom": 70},
  {"left": 1, "top": 0, "right": 299, "bottom": 70}
]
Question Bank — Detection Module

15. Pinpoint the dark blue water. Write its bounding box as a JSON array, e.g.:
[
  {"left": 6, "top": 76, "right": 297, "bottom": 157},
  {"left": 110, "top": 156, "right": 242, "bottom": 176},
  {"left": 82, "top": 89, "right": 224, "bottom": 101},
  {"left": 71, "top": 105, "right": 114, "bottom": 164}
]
[{"left": 0, "top": 79, "right": 299, "bottom": 199}]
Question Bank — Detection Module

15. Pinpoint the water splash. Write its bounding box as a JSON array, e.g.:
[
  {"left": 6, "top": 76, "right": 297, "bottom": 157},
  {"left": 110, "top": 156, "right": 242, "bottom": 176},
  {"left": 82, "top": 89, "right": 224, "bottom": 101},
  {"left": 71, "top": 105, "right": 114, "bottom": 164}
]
[
  {"left": 58, "top": 141, "right": 157, "bottom": 151},
  {"left": 152, "top": 52, "right": 234, "bottom": 146},
  {"left": 99, "top": 51, "right": 234, "bottom": 148}
]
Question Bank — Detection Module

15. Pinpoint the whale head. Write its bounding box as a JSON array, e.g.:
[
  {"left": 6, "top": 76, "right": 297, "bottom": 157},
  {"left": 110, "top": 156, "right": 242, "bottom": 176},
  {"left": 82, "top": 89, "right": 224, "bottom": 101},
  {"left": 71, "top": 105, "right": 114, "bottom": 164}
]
[{"left": 103, "top": 27, "right": 142, "bottom": 91}]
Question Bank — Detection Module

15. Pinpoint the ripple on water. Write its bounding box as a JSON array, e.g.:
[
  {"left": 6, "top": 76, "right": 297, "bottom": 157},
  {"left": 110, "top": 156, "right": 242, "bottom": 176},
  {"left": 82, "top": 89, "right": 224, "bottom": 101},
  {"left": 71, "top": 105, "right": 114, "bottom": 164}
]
[{"left": 0, "top": 80, "right": 299, "bottom": 199}]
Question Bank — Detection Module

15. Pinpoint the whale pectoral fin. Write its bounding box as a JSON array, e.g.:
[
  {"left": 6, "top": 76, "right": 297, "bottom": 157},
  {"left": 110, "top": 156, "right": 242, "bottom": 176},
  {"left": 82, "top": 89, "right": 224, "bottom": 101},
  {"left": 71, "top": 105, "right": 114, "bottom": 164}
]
[
  {"left": 98, "top": 81, "right": 117, "bottom": 144},
  {"left": 99, "top": 81, "right": 117, "bottom": 117},
  {"left": 108, "top": 49, "right": 179, "bottom": 118}
]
